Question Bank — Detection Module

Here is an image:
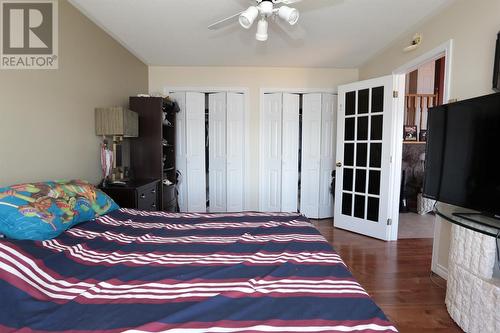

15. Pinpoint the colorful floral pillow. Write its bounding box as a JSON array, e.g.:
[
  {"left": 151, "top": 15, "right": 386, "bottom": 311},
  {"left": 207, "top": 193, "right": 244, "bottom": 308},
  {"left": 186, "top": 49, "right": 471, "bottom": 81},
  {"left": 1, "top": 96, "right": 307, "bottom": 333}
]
[{"left": 0, "top": 180, "right": 119, "bottom": 240}]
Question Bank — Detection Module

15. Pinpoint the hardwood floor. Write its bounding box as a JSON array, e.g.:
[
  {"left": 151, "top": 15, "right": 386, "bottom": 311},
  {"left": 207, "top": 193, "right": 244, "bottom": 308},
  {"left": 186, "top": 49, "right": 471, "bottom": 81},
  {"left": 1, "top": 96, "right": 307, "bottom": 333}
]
[{"left": 311, "top": 219, "right": 463, "bottom": 333}]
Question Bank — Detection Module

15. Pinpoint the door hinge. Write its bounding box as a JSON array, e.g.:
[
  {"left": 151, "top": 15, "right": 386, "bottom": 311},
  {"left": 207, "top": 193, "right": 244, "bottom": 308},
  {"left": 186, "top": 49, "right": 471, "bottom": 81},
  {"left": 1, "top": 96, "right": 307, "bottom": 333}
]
[
  {"left": 393, "top": 91, "right": 399, "bottom": 98},
  {"left": 387, "top": 218, "right": 393, "bottom": 226}
]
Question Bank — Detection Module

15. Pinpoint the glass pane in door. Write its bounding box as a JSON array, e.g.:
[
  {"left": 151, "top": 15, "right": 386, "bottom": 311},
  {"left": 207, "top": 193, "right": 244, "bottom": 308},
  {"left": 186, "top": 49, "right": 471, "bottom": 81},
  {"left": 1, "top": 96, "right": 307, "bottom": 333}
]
[
  {"left": 342, "top": 193, "right": 352, "bottom": 215},
  {"left": 345, "top": 92, "right": 356, "bottom": 116},
  {"left": 355, "top": 169, "right": 366, "bottom": 193},
  {"left": 358, "top": 89, "right": 369, "bottom": 114},
  {"left": 345, "top": 118, "right": 355, "bottom": 140},
  {"left": 357, "top": 116, "right": 369, "bottom": 140},
  {"left": 343, "top": 168, "right": 354, "bottom": 191}
]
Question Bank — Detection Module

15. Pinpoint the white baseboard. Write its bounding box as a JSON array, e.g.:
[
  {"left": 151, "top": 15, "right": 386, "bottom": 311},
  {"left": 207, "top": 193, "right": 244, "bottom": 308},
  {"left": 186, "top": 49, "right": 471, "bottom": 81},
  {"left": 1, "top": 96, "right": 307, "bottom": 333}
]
[{"left": 432, "top": 263, "right": 449, "bottom": 280}]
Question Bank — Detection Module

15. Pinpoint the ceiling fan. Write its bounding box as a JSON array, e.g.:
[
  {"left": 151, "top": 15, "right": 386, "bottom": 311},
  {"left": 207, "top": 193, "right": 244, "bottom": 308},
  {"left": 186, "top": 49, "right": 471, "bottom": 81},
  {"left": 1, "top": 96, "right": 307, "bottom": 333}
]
[{"left": 208, "top": 0, "right": 303, "bottom": 42}]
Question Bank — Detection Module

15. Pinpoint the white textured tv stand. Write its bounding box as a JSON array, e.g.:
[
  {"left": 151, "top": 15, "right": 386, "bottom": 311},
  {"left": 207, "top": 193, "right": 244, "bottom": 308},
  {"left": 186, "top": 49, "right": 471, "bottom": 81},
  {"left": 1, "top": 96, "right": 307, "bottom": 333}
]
[{"left": 435, "top": 204, "right": 500, "bottom": 333}]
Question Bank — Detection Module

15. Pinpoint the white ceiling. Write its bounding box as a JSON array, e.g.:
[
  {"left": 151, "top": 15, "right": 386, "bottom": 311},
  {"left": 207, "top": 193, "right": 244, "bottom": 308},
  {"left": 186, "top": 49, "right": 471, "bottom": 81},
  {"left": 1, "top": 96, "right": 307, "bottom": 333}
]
[{"left": 69, "top": 0, "right": 454, "bottom": 68}]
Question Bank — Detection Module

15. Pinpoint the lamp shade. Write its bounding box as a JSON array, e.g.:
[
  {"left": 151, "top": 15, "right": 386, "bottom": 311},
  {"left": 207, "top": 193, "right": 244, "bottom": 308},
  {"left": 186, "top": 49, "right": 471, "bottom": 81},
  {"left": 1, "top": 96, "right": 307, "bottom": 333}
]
[
  {"left": 278, "top": 6, "right": 299, "bottom": 25},
  {"left": 256, "top": 19, "right": 268, "bottom": 42},
  {"left": 95, "top": 107, "right": 138, "bottom": 137},
  {"left": 239, "top": 6, "right": 259, "bottom": 29}
]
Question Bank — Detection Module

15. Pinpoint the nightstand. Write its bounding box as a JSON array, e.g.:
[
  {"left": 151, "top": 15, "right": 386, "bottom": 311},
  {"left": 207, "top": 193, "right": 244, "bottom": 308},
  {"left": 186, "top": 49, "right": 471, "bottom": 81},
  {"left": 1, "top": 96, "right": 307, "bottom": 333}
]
[
  {"left": 162, "top": 184, "right": 177, "bottom": 212},
  {"left": 99, "top": 179, "right": 160, "bottom": 211}
]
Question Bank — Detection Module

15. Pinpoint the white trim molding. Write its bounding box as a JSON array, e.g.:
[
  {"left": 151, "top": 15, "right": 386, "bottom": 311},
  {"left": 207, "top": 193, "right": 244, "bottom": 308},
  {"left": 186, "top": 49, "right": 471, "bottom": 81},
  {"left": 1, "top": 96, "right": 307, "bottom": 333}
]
[
  {"left": 392, "top": 39, "right": 454, "bottom": 276},
  {"left": 431, "top": 217, "right": 449, "bottom": 280},
  {"left": 393, "top": 39, "right": 453, "bottom": 102}
]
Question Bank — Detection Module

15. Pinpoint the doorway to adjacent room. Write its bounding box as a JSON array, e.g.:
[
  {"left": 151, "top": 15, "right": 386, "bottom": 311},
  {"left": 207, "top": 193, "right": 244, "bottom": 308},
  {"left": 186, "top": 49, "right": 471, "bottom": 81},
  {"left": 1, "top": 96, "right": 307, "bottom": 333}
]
[{"left": 398, "top": 56, "right": 446, "bottom": 239}]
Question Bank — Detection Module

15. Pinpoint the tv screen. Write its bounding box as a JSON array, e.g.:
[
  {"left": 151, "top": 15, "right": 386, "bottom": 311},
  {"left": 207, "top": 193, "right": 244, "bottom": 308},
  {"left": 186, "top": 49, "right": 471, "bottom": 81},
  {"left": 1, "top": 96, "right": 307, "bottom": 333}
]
[
  {"left": 423, "top": 92, "right": 500, "bottom": 217},
  {"left": 494, "top": 32, "right": 500, "bottom": 91}
]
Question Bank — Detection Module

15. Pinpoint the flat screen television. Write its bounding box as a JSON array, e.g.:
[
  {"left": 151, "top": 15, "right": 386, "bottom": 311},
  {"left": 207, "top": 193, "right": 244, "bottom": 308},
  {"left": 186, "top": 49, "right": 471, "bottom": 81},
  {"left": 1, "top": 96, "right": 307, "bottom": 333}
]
[
  {"left": 494, "top": 32, "right": 500, "bottom": 91},
  {"left": 423, "top": 92, "right": 500, "bottom": 219}
]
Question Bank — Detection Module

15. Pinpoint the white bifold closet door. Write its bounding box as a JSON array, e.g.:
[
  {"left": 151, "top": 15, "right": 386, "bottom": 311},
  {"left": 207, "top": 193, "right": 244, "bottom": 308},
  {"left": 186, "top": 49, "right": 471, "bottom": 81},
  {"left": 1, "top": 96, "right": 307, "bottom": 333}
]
[
  {"left": 261, "top": 93, "right": 283, "bottom": 212},
  {"left": 226, "top": 93, "right": 245, "bottom": 212},
  {"left": 301, "top": 93, "right": 337, "bottom": 219},
  {"left": 176, "top": 91, "right": 244, "bottom": 213},
  {"left": 208, "top": 93, "right": 227, "bottom": 212},
  {"left": 261, "top": 92, "right": 336, "bottom": 218},
  {"left": 300, "top": 94, "right": 322, "bottom": 218},
  {"left": 208, "top": 92, "right": 245, "bottom": 213},
  {"left": 318, "top": 94, "right": 337, "bottom": 218},
  {"left": 185, "top": 92, "right": 207, "bottom": 212},
  {"left": 260, "top": 93, "right": 300, "bottom": 212},
  {"left": 172, "top": 92, "right": 188, "bottom": 212},
  {"left": 174, "top": 92, "right": 207, "bottom": 212},
  {"left": 281, "top": 94, "right": 300, "bottom": 212}
]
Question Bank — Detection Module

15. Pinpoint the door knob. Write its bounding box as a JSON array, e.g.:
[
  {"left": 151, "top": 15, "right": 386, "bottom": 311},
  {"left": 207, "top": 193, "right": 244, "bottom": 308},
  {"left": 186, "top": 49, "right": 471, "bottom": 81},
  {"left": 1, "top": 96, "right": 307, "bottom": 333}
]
[{"left": 336, "top": 162, "right": 342, "bottom": 167}]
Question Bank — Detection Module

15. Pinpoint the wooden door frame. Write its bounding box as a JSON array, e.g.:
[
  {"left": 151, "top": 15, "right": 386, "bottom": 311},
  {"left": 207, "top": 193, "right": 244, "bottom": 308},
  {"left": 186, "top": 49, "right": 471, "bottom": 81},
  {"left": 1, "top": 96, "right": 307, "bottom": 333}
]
[
  {"left": 391, "top": 40, "right": 453, "bottom": 277},
  {"left": 258, "top": 88, "right": 337, "bottom": 213},
  {"left": 164, "top": 86, "right": 250, "bottom": 211}
]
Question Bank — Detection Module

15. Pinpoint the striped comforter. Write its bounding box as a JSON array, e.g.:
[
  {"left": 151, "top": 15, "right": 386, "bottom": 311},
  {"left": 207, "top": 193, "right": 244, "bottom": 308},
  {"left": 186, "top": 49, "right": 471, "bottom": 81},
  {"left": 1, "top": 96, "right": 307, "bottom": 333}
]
[{"left": 0, "top": 209, "right": 397, "bottom": 332}]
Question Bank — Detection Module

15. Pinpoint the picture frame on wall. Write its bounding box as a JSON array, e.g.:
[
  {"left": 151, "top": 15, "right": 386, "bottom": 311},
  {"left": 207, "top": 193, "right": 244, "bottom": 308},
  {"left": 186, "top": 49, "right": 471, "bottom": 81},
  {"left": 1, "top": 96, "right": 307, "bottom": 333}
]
[
  {"left": 403, "top": 125, "right": 418, "bottom": 141},
  {"left": 419, "top": 129, "right": 428, "bottom": 142}
]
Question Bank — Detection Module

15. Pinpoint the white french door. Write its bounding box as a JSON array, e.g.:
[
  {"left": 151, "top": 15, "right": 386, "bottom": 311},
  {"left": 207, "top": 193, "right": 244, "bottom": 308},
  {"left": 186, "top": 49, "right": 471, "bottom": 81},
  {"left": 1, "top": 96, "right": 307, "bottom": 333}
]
[{"left": 334, "top": 75, "right": 400, "bottom": 241}]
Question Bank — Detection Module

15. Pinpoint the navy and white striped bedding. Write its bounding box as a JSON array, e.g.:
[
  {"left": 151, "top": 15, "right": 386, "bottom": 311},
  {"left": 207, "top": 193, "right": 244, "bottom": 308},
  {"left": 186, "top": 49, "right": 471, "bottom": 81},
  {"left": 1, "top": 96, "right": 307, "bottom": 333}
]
[{"left": 0, "top": 209, "right": 397, "bottom": 332}]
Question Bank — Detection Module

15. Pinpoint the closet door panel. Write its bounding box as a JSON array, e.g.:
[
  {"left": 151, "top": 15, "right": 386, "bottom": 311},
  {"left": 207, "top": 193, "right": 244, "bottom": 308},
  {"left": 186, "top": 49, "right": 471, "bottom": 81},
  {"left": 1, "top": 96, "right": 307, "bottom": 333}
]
[
  {"left": 226, "top": 93, "right": 245, "bottom": 212},
  {"left": 186, "top": 92, "right": 207, "bottom": 212},
  {"left": 300, "top": 93, "right": 322, "bottom": 218},
  {"left": 209, "top": 93, "right": 227, "bottom": 212},
  {"left": 318, "top": 94, "right": 337, "bottom": 218},
  {"left": 260, "top": 93, "right": 282, "bottom": 212},
  {"left": 172, "top": 92, "right": 187, "bottom": 212},
  {"left": 281, "top": 93, "right": 300, "bottom": 212}
]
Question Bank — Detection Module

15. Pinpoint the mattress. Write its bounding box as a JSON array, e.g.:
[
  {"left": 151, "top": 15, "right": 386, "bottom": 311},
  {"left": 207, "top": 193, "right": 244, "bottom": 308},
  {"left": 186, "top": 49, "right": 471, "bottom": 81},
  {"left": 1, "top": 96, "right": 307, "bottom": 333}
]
[{"left": 0, "top": 209, "right": 397, "bottom": 332}]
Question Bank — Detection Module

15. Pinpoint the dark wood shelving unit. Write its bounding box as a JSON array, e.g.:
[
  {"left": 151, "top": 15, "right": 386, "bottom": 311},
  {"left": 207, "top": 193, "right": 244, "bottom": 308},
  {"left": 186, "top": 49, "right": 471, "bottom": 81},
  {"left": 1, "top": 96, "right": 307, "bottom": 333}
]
[
  {"left": 403, "top": 141, "right": 426, "bottom": 145},
  {"left": 129, "top": 96, "right": 177, "bottom": 211}
]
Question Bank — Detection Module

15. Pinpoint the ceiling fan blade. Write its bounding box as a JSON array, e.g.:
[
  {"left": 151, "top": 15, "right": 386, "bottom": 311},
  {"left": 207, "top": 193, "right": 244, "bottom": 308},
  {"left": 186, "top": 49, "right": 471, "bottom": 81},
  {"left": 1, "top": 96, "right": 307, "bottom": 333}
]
[
  {"left": 208, "top": 11, "right": 243, "bottom": 30},
  {"left": 277, "top": 0, "right": 303, "bottom": 5}
]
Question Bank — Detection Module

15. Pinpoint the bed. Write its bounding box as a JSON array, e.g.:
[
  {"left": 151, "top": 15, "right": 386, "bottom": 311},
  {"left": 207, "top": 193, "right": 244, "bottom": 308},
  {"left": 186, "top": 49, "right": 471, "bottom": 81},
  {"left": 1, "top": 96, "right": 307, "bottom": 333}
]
[{"left": 0, "top": 209, "right": 397, "bottom": 332}]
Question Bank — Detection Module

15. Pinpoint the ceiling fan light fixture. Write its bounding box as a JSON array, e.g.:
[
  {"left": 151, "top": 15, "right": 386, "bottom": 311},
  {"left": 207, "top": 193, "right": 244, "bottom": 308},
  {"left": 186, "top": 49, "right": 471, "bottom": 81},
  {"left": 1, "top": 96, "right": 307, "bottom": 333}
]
[
  {"left": 259, "top": 1, "right": 274, "bottom": 16},
  {"left": 239, "top": 6, "right": 259, "bottom": 29},
  {"left": 278, "top": 6, "right": 299, "bottom": 25},
  {"left": 255, "top": 19, "right": 269, "bottom": 42}
]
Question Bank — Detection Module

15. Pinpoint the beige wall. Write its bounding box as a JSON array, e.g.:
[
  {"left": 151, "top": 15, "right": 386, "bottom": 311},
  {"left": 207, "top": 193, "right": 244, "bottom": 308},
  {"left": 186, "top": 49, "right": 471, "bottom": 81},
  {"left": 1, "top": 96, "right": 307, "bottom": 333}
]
[
  {"left": 360, "top": 0, "right": 499, "bottom": 100},
  {"left": 149, "top": 66, "right": 359, "bottom": 209},
  {"left": 359, "top": 0, "right": 500, "bottom": 276},
  {"left": 0, "top": 0, "right": 148, "bottom": 187}
]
